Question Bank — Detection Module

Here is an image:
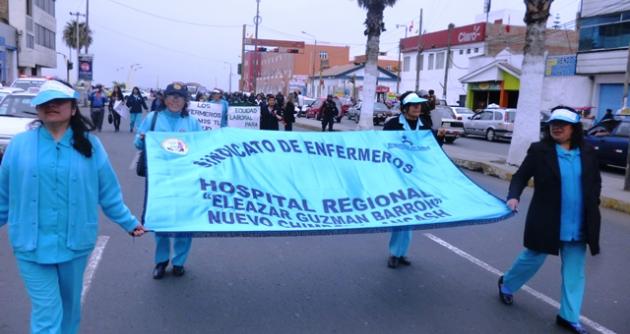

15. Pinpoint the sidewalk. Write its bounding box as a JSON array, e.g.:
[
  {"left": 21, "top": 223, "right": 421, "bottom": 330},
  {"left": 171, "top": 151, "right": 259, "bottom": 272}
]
[{"left": 296, "top": 117, "right": 630, "bottom": 215}]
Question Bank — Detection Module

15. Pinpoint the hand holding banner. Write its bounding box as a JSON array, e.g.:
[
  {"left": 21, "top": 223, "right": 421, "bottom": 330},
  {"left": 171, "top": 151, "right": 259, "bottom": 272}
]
[{"left": 113, "top": 100, "right": 129, "bottom": 119}]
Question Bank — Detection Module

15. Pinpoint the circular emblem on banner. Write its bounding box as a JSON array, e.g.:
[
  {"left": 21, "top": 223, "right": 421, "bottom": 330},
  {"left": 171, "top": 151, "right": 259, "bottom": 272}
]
[{"left": 161, "top": 138, "right": 188, "bottom": 155}]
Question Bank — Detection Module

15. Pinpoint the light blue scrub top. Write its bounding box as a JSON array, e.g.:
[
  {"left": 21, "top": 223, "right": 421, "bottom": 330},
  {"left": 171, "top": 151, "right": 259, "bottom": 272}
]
[
  {"left": 556, "top": 144, "right": 584, "bottom": 242},
  {"left": 15, "top": 127, "right": 91, "bottom": 264}
]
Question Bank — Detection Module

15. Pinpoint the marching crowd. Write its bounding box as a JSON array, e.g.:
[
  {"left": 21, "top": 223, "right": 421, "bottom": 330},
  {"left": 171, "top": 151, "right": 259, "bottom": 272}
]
[{"left": 0, "top": 78, "right": 601, "bottom": 334}]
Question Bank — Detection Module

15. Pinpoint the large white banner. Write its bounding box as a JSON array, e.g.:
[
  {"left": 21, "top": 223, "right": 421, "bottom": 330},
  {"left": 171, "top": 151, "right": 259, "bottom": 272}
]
[{"left": 188, "top": 102, "right": 260, "bottom": 130}]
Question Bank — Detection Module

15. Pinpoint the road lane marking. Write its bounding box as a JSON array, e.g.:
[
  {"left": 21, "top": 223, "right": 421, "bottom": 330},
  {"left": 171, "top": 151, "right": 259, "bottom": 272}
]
[
  {"left": 129, "top": 152, "right": 140, "bottom": 170},
  {"left": 423, "top": 233, "right": 617, "bottom": 334},
  {"left": 81, "top": 235, "right": 110, "bottom": 307}
]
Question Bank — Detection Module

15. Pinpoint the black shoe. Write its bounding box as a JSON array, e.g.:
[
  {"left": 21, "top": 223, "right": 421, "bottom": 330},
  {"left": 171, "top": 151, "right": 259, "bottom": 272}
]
[
  {"left": 556, "top": 315, "right": 589, "bottom": 334},
  {"left": 172, "top": 265, "right": 185, "bottom": 277},
  {"left": 498, "top": 276, "right": 513, "bottom": 305},
  {"left": 398, "top": 256, "right": 411, "bottom": 266},
  {"left": 152, "top": 261, "right": 168, "bottom": 279},
  {"left": 387, "top": 256, "right": 400, "bottom": 269}
]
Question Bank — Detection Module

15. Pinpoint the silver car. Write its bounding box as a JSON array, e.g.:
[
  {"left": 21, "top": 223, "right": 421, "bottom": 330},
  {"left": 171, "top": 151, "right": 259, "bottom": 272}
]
[{"left": 463, "top": 108, "right": 516, "bottom": 141}]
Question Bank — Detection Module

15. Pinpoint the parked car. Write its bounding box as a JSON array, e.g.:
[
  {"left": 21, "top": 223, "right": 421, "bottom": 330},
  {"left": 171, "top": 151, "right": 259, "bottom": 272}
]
[
  {"left": 304, "top": 98, "right": 326, "bottom": 119},
  {"left": 296, "top": 97, "right": 316, "bottom": 117},
  {"left": 584, "top": 117, "right": 629, "bottom": 169},
  {"left": 0, "top": 92, "right": 38, "bottom": 162},
  {"left": 463, "top": 107, "right": 516, "bottom": 141},
  {"left": 347, "top": 102, "right": 393, "bottom": 126},
  {"left": 433, "top": 106, "right": 464, "bottom": 143},
  {"left": 10, "top": 77, "right": 48, "bottom": 91},
  {"left": 0, "top": 87, "right": 25, "bottom": 103},
  {"left": 447, "top": 106, "right": 475, "bottom": 120}
]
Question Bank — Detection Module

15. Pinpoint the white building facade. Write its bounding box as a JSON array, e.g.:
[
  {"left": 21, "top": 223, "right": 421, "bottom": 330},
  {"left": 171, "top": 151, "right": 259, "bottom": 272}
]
[
  {"left": 576, "top": 0, "right": 630, "bottom": 119},
  {"left": 8, "top": 0, "right": 56, "bottom": 77}
]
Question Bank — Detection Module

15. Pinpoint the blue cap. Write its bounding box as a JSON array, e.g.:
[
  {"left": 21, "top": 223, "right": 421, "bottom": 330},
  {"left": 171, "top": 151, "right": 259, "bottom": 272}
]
[
  {"left": 31, "top": 80, "right": 80, "bottom": 106},
  {"left": 164, "top": 82, "right": 188, "bottom": 98},
  {"left": 402, "top": 93, "right": 427, "bottom": 105},
  {"left": 547, "top": 108, "right": 580, "bottom": 124}
]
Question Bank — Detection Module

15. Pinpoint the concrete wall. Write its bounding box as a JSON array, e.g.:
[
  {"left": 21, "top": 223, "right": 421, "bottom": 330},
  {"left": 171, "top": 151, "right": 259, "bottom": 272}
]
[{"left": 541, "top": 76, "right": 593, "bottom": 111}]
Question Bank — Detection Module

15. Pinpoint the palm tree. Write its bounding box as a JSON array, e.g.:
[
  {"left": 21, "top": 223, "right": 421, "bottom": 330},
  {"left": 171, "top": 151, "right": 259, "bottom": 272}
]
[
  {"left": 62, "top": 20, "right": 93, "bottom": 61},
  {"left": 506, "top": 0, "right": 553, "bottom": 165},
  {"left": 356, "top": 0, "right": 397, "bottom": 130}
]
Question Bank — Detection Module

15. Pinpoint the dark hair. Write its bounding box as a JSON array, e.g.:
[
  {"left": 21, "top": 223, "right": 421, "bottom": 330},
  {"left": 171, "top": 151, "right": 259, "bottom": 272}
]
[
  {"left": 132, "top": 86, "right": 141, "bottom": 95},
  {"left": 113, "top": 85, "right": 124, "bottom": 100},
  {"left": 542, "top": 105, "right": 584, "bottom": 149}
]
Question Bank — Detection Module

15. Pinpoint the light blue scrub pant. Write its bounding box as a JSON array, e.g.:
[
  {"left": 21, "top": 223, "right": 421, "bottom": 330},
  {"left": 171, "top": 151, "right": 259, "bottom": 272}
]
[
  {"left": 389, "top": 229, "right": 412, "bottom": 257},
  {"left": 16, "top": 255, "right": 88, "bottom": 334},
  {"left": 503, "top": 242, "right": 586, "bottom": 323},
  {"left": 130, "top": 113, "right": 142, "bottom": 131},
  {"left": 154, "top": 235, "right": 192, "bottom": 266}
]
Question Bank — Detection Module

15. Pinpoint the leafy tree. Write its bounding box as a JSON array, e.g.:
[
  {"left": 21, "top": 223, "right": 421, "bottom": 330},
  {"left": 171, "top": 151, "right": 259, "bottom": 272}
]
[{"left": 62, "top": 20, "right": 92, "bottom": 59}]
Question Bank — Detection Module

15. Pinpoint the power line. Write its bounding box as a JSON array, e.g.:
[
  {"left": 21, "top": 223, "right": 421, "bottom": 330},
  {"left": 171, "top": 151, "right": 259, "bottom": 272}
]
[
  {"left": 105, "top": 0, "right": 242, "bottom": 29},
  {"left": 92, "top": 22, "right": 228, "bottom": 63}
]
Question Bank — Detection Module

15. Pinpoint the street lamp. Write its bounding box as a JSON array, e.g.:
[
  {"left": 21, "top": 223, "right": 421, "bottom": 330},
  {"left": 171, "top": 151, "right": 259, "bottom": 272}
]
[
  {"left": 394, "top": 24, "right": 409, "bottom": 95},
  {"left": 301, "top": 31, "right": 318, "bottom": 97},
  {"left": 224, "top": 61, "right": 233, "bottom": 93},
  {"left": 126, "top": 63, "right": 142, "bottom": 89},
  {"left": 56, "top": 52, "right": 70, "bottom": 82}
]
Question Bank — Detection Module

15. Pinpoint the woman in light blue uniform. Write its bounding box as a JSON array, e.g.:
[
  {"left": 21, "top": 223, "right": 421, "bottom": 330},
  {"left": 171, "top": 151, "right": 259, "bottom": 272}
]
[
  {"left": 135, "top": 82, "right": 202, "bottom": 279},
  {"left": 0, "top": 79, "right": 145, "bottom": 334},
  {"left": 382, "top": 91, "right": 444, "bottom": 268}
]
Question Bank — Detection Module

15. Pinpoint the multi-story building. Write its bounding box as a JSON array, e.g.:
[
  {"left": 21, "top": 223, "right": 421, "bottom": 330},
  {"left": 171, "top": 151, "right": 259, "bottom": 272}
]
[
  {"left": 7, "top": 0, "right": 56, "bottom": 77},
  {"left": 241, "top": 44, "right": 350, "bottom": 97},
  {"left": 0, "top": 0, "right": 18, "bottom": 84},
  {"left": 399, "top": 14, "right": 577, "bottom": 107},
  {"left": 576, "top": 0, "right": 630, "bottom": 118}
]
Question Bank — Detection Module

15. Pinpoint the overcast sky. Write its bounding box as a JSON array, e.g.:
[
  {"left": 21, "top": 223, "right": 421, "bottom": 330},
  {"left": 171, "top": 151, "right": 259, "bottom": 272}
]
[{"left": 43, "top": 0, "right": 580, "bottom": 91}]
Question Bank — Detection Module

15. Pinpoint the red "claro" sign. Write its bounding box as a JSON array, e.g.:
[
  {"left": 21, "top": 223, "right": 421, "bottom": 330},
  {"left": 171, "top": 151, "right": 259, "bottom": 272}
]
[{"left": 457, "top": 24, "right": 483, "bottom": 44}]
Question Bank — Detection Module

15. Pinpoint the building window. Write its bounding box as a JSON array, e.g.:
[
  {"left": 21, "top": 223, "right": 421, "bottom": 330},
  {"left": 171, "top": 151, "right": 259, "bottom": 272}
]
[
  {"left": 418, "top": 54, "right": 424, "bottom": 71},
  {"left": 428, "top": 53, "right": 434, "bottom": 70},
  {"left": 579, "top": 12, "right": 630, "bottom": 51},
  {"left": 26, "top": 34, "right": 34, "bottom": 49},
  {"left": 459, "top": 49, "right": 463, "bottom": 55},
  {"left": 319, "top": 51, "right": 328, "bottom": 60},
  {"left": 26, "top": 0, "right": 32, "bottom": 16},
  {"left": 474, "top": 47, "right": 479, "bottom": 53},
  {"left": 34, "top": 0, "right": 55, "bottom": 16},
  {"left": 35, "top": 23, "right": 55, "bottom": 49},
  {"left": 466, "top": 49, "right": 471, "bottom": 54},
  {"left": 436, "top": 52, "right": 445, "bottom": 69},
  {"left": 403, "top": 56, "right": 411, "bottom": 72}
]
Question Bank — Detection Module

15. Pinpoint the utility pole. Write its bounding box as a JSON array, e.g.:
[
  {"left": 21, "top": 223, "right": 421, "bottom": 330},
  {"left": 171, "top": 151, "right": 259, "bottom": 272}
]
[
  {"left": 253, "top": 0, "right": 261, "bottom": 93},
  {"left": 414, "top": 9, "right": 423, "bottom": 91},
  {"left": 442, "top": 23, "right": 455, "bottom": 101},
  {"left": 395, "top": 24, "right": 409, "bottom": 94},
  {"left": 85, "top": 0, "right": 90, "bottom": 53},
  {"left": 69, "top": 11, "right": 86, "bottom": 84},
  {"left": 240, "top": 24, "right": 246, "bottom": 92},
  {"left": 623, "top": 43, "right": 630, "bottom": 191}
]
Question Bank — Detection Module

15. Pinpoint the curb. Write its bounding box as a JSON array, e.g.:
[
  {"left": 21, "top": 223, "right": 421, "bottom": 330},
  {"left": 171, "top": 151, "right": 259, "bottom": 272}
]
[{"left": 450, "top": 158, "right": 630, "bottom": 215}]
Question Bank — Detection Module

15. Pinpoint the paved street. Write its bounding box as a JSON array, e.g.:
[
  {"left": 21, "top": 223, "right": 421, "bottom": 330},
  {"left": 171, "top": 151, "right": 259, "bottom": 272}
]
[{"left": 1, "top": 120, "right": 629, "bottom": 334}]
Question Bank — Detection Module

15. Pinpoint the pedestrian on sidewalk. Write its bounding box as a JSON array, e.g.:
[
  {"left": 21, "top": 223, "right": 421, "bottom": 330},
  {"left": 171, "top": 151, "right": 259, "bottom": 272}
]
[
  {"left": 383, "top": 91, "right": 445, "bottom": 269},
  {"left": 320, "top": 95, "right": 339, "bottom": 132},
  {"left": 88, "top": 84, "right": 107, "bottom": 132},
  {"left": 260, "top": 94, "right": 281, "bottom": 130},
  {"left": 134, "top": 82, "right": 202, "bottom": 279},
  {"left": 126, "top": 87, "right": 148, "bottom": 132},
  {"left": 0, "top": 79, "right": 145, "bottom": 334},
  {"left": 283, "top": 93, "right": 296, "bottom": 131},
  {"left": 498, "top": 106, "right": 601, "bottom": 334},
  {"left": 108, "top": 85, "right": 124, "bottom": 132},
  {"left": 210, "top": 89, "right": 228, "bottom": 128}
]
